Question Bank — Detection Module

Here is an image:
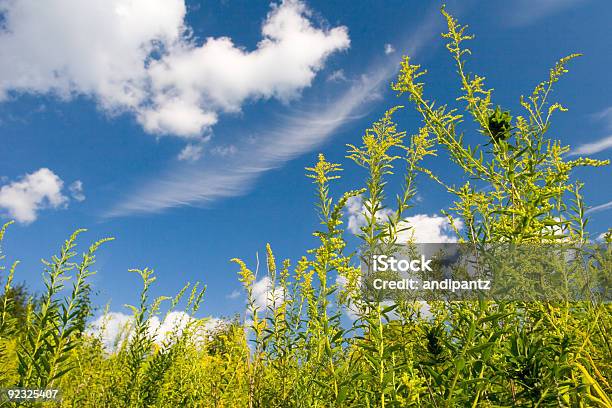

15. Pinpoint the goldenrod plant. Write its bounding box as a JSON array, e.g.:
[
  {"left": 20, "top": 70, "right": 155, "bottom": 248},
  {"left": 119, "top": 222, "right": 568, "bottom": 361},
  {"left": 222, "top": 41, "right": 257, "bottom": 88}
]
[
  {"left": 0, "top": 8, "right": 610, "bottom": 407},
  {"left": 392, "top": 8, "right": 608, "bottom": 245}
]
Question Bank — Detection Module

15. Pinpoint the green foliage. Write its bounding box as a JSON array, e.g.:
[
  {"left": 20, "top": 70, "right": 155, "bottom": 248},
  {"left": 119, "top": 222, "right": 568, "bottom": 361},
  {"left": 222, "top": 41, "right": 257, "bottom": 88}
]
[
  {"left": 486, "top": 106, "right": 512, "bottom": 143},
  {"left": 14, "top": 230, "right": 114, "bottom": 389},
  {"left": 0, "top": 8, "right": 610, "bottom": 408}
]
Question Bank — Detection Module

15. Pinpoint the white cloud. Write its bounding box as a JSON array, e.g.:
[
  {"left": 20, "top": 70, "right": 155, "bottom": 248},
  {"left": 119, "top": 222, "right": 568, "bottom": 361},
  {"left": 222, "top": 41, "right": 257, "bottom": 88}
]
[
  {"left": 210, "top": 145, "right": 237, "bottom": 157},
  {"left": 0, "top": 0, "right": 350, "bottom": 138},
  {"left": 178, "top": 143, "right": 205, "bottom": 162},
  {"left": 89, "top": 310, "right": 226, "bottom": 351},
  {"left": 345, "top": 195, "right": 394, "bottom": 234},
  {"left": 592, "top": 106, "right": 612, "bottom": 130},
  {"left": 397, "top": 214, "right": 462, "bottom": 243},
  {"left": 0, "top": 168, "right": 71, "bottom": 223},
  {"left": 69, "top": 180, "right": 86, "bottom": 202},
  {"left": 89, "top": 311, "right": 133, "bottom": 351},
  {"left": 327, "top": 69, "right": 347, "bottom": 82},
  {"left": 105, "top": 8, "right": 442, "bottom": 217},
  {"left": 569, "top": 135, "right": 612, "bottom": 156},
  {"left": 143, "top": 1, "right": 350, "bottom": 128},
  {"left": 586, "top": 200, "right": 612, "bottom": 215},
  {"left": 344, "top": 197, "right": 461, "bottom": 243},
  {"left": 226, "top": 289, "right": 241, "bottom": 300},
  {"left": 568, "top": 107, "right": 612, "bottom": 156},
  {"left": 505, "top": 0, "right": 586, "bottom": 26},
  {"left": 0, "top": 0, "right": 184, "bottom": 109},
  {"left": 252, "top": 276, "right": 285, "bottom": 311},
  {"left": 384, "top": 43, "right": 395, "bottom": 55},
  {"left": 140, "top": 100, "right": 218, "bottom": 137},
  {"left": 148, "top": 310, "right": 196, "bottom": 343}
]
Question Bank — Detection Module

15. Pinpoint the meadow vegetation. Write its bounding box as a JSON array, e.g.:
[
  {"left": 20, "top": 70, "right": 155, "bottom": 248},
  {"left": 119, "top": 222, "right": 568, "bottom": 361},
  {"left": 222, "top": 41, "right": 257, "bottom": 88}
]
[{"left": 1, "top": 9, "right": 611, "bottom": 407}]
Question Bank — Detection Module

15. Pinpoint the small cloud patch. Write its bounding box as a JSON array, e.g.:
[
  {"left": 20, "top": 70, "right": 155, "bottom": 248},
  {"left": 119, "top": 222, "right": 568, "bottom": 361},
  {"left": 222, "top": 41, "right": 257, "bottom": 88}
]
[
  {"left": 178, "top": 143, "right": 205, "bottom": 162},
  {"left": 0, "top": 168, "right": 83, "bottom": 224}
]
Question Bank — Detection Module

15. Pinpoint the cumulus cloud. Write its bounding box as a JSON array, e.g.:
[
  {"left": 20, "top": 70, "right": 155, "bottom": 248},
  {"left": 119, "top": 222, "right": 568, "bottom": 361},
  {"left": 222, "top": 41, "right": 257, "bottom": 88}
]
[
  {"left": 0, "top": 168, "right": 77, "bottom": 223},
  {"left": 345, "top": 195, "right": 394, "bottom": 235},
  {"left": 0, "top": 0, "right": 184, "bottom": 108},
  {"left": 252, "top": 276, "right": 285, "bottom": 311},
  {"left": 345, "top": 196, "right": 461, "bottom": 243},
  {"left": 89, "top": 310, "right": 226, "bottom": 351},
  {"left": 397, "top": 214, "right": 462, "bottom": 243},
  {"left": 89, "top": 311, "right": 133, "bottom": 351},
  {"left": 0, "top": 0, "right": 349, "bottom": 138},
  {"left": 149, "top": 311, "right": 198, "bottom": 343}
]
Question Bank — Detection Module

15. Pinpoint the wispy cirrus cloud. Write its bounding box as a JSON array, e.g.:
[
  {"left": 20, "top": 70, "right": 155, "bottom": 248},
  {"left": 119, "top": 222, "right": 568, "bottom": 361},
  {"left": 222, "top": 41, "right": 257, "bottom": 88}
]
[
  {"left": 569, "top": 135, "right": 612, "bottom": 156},
  {"left": 569, "top": 107, "right": 612, "bottom": 156},
  {"left": 592, "top": 106, "right": 612, "bottom": 129},
  {"left": 106, "top": 9, "right": 442, "bottom": 218},
  {"left": 505, "top": 0, "right": 588, "bottom": 26},
  {"left": 586, "top": 200, "right": 612, "bottom": 215}
]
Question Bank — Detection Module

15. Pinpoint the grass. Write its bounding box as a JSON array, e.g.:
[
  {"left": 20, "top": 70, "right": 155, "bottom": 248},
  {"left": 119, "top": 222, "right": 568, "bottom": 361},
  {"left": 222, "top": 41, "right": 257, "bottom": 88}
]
[{"left": 0, "top": 9, "right": 611, "bottom": 407}]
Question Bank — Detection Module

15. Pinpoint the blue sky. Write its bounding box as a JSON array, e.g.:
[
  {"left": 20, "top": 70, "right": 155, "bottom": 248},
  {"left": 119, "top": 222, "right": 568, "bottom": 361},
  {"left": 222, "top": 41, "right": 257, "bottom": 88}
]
[{"left": 0, "top": 0, "right": 610, "bottom": 323}]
